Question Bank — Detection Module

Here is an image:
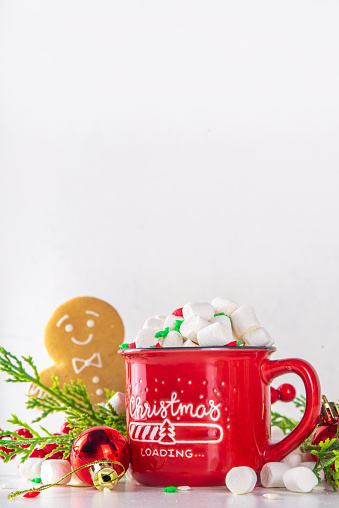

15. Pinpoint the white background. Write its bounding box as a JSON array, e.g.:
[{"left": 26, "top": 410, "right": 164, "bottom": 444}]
[{"left": 1, "top": 0, "right": 339, "bottom": 474}]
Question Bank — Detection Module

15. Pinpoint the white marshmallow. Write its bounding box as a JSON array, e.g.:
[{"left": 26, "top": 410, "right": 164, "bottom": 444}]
[
  {"left": 136, "top": 328, "right": 157, "bottom": 348},
  {"left": 41, "top": 459, "right": 72, "bottom": 485},
  {"left": 231, "top": 305, "right": 260, "bottom": 338},
  {"left": 142, "top": 317, "right": 164, "bottom": 333},
  {"left": 283, "top": 466, "right": 318, "bottom": 493},
  {"left": 162, "top": 331, "right": 184, "bottom": 347},
  {"left": 182, "top": 302, "right": 215, "bottom": 321},
  {"left": 270, "top": 426, "right": 285, "bottom": 443},
  {"left": 242, "top": 327, "right": 271, "bottom": 347},
  {"left": 106, "top": 392, "right": 126, "bottom": 414},
  {"left": 300, "top": 462, "right": 324, "bottom": 481},
  {"left": 282, "top": 453, "right": 302, "bottom": 468},
  {"left": 260, "top": 462, "right": 290, "bottom": 488},
  {"left": 155, "top": 315, "right": 166, "bottom": 321},
  {"left": 180, "top": 316, "right": 210, "bottom": 341},
  {"left": 19, "top": 458, "right": 43, "bottom": 480},
  {"left": 183, "top": 339, "right": 199, "bottom": 347},
  {"left": 163, "top": 315, "right": 183, "bottom": 331},
  {"left": 210, "top": 314, "right": 231, "bottom": 326},
  {"left": 211, "top": 297, "right": 239, "bottom": 316},
  {"left": 225, "top": 466, "right": 257, "bottom": 495},
  {"left": 197, "top": 322, "right": 233, "bottom": 347}
]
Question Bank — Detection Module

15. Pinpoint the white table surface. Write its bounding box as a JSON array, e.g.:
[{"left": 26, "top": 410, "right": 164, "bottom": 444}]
[{"left": 0, "top": 475, "right": 338, "bottom": 508}]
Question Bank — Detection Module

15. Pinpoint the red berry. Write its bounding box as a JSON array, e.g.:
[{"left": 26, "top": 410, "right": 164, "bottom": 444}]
[
  {"left": 277, "top": 383, "right": 296, "bottom": 402},
  {"left": 29, "top": 448, "right": 47, "bottom": 458},
  {"left": 270, "top": 387, "right": 278, "bottom": 404},
  {"left": 60, "top": 422, "right": 71, "bottom": 435},
  {"left": 172, "top": 308, "right": 183, "bottom": 317},
  {"left": 0, "top": 434, "right": 15, "bottom": 461}
]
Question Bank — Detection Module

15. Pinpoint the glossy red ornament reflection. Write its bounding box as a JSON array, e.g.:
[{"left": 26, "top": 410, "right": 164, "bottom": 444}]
[
  {"left": 119, "top": 347, "right": 321, "bottom": 487},
  {"left": 311, "top": 396, "right": 338, "bottom": 471},
  {"left": 70, "top": 426, "right": 130, "bottom": 485}
]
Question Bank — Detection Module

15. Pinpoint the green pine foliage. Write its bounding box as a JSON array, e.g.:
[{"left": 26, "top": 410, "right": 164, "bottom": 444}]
[{"left": 0, "top": 346, "right": 126, "bottom": 463}]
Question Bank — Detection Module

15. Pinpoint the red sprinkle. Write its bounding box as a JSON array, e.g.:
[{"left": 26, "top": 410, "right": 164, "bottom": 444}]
[
  {"left": 172, "top": 308, "right": 183, "bottom": 317},
  {"left": 23, "top": 492, "right": 40, "bottom": 498},
  {"left": 128, "top": 342, "right": 136, "bottom": 348},
  {"left": 226, "top": 341, "right": 238, "bottom": 347}
]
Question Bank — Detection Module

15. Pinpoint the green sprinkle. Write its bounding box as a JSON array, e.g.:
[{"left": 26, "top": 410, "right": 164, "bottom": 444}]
[
  {"left": 174, "top": 320, "right": 183, "bottom": 333},
  {"left": 119, "top": 343, "right": 129, "bottom": 349},
  {"left": 236, "top": 341, "right": 242, "bottom": 345},
  {"left": 31, "top": 478, "right": 42, "bottom": 484},
  {"left": 214, "top": 313, "right": 225, "bottom": 316},
  {"left": 155, "top": 327, "right": 170, "bottom": 339},
  {"left": 163, "top": 486, "right": 178, "bottom": 492}
]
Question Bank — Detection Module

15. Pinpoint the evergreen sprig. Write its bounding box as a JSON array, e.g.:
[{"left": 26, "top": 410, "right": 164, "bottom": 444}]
[
  {"left": 0, "top": 346, "right": 126, "bottom": 462},
  {"left": 301, "top": 434, "right": 339, "bottom": 491}
]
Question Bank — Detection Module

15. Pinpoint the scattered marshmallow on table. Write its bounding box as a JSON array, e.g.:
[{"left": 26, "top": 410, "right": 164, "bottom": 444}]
[
  {"left": 136, "top": 328, "right": 157, "bottom": 348},
  {"left": 231, "top": 305, "right": 260, "bottom": 338},
  {"left": 162, "top": 331, "right": 184, "bottom": 347},
  {"left": 300, "top": 462, "right": 324, "bottom": 481},
  {"left": 260, "top": 462, "right": 290, "bottom": 488},
  {"left": 180, "top": 315, "right": 210, "bottom": 342},
  {"left": 211, "top": 297, "right": 239, "bottom": 316},
  {"left": 143, "top": 317, "right": 164, "bottom": 333},
  {"left": 41, "top": 459, "right": 72, "bottom": 485},
  {"left": 282, "top": 452, "right": 302, "bottom": 468},
  {"left": 105, "top": 392, "right": 126, "bottom": 414},
  {"left": 270, "top": 426, "right": 285, "bottom": 443},
  {"left": 197, "top": 322, "right": 233, "bottom": 347},
  {"left": 283, "top": 466, "right": 318, "bottom": 493},
  {"left": 19, "top": 458, "right": 43, "bottom": 480},
  {"left": 242, "top": 327, "right": 271, "bottom": 347},
  {"left": 225, "top": 466, "right": 257, "bottom": 495},
  {"left": 182, "top": 302, "right": 215, "bottom": 321}
]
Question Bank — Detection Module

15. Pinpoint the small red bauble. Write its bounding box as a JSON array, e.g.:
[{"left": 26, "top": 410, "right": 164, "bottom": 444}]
[
  {"left": 172, "top": 308, "right": 183, "bottom": 317},
  {"left": 60, "top": 422, "right": 71, "bottom": 434},
  {"left": 277, "top": 383, "right": 296, "bottom": 402},
  {"left": 270, "top": 387, "right": 279, "bottom": 404},
  {"left": 70, "top": 426, "right": 130, "bottom": 485}
]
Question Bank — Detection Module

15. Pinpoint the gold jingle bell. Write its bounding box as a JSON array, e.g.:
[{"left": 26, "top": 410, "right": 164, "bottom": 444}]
[{"left": 89, "top": 462, "right": 119, "bottom": 491}]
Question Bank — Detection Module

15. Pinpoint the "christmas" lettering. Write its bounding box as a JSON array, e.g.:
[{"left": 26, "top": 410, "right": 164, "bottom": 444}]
[{"left": 130, "top": 392, "right": 221, "bottom": 422}]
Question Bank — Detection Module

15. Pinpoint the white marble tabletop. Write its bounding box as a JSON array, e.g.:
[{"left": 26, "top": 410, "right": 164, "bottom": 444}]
[{"left": 0, "top": 474, "right": 338, "bottom": 508}]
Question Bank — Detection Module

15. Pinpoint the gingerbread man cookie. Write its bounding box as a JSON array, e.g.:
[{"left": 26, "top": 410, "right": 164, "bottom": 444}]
[{"left": 29, "top": 297, "right": 125, "bottom": 405}]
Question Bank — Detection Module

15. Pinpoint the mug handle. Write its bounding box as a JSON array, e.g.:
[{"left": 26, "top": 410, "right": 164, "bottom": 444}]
[{"left": 261, "top": 358, "right": 321, "bottom": 463}]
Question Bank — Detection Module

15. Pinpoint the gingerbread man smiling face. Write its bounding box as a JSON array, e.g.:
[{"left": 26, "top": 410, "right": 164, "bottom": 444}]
[{"left": 31, "top": 297, "right": 125, "bottom": 405}]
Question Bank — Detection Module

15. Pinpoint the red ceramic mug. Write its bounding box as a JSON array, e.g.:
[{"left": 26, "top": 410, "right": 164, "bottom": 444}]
[{"left": 119, "top": 347, "right": 321, "bottom": 487}]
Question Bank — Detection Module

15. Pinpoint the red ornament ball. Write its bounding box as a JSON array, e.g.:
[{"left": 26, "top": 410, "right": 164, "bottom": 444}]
[
  {"left": 277, "top": 383, "right": 296, "bottom": 402},
  {"left": 270, "top": 387, "right": 279, "bottom": 404},
  {"left": 70, "top": 426, "right": 130, "bottom": 485}
]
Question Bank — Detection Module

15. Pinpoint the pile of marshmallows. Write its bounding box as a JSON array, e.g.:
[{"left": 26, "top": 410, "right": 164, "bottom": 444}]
[
  {"left": 226, "top": 427, "right": 323, "bottom": 495},
  {"left": 135, "top": 297, "right": 275, "bottom": 348}
]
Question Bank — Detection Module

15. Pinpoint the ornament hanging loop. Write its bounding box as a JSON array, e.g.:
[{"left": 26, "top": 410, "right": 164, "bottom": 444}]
[{"left": 90, "top": 462, "right": 119, "bottom": 490}]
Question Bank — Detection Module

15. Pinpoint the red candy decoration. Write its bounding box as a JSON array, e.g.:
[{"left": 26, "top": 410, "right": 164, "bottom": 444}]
[
  {"left": 70, "top": 426, "right": 130, "bottom": 485},
  {"left": 23, "top": 492, "right": 40, "bottom": 498},
  {"left": 278, "top": 384, "right": 296, "bottom": 403},
  {"left": 226, "top": 341, "right": 238, "bottom": 347},
  {"left": 128, "top": 342, "right": 136, "bottom": 348},
  {"left": 270, "top": 387, "right": 279, "bottom": 404},
  {"left": 172, "top": 308, "right": 183, "bottom": 317}
]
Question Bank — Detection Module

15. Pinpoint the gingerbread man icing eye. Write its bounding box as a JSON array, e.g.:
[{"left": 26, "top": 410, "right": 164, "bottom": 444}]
[
  {"left": 86, "top": 319, "right": 95, "bottom": 328},
  {"left": 65, "top": 324, "right": 74, "bottom": 333}
]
